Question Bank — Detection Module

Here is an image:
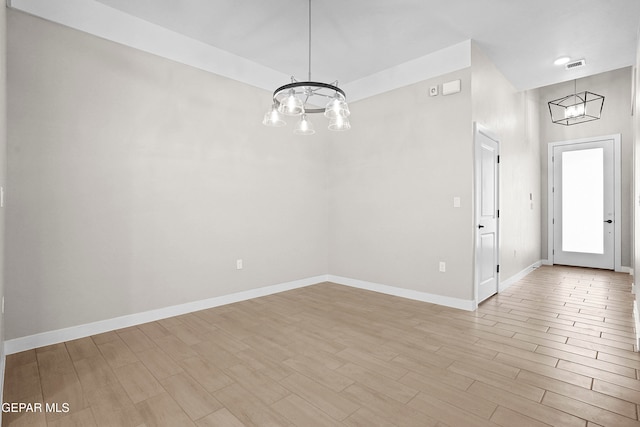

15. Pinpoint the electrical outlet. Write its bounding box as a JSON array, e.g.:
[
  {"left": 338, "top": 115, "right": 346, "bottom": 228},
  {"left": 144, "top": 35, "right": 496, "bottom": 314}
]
[
  {"left": 236, "top": 259, "right": 243, "bottom": 270},
  {"left": 439, "top": 261, "right": 446, "bottom": 272}
]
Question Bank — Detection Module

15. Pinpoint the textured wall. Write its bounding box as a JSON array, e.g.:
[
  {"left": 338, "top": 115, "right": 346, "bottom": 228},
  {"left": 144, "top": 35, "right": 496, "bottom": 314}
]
[
  {"left": 6, "top": 11, "right": 329, "bottom": 339},
  {"left": 471, "top": 43, "right": 542, "bottom": 283},
  {"left": 328, "top": 68, "right": 475, "bottom": 301}
]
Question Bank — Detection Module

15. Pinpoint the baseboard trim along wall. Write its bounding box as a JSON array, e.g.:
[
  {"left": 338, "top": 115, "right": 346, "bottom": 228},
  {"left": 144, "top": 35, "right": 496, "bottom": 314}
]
[
  {"left": 620, "top": 266, "right": 634, "bottom": 275},
  {"left": 499, "top": 261, "right": 543, "bottom": 293},
  {"left": 634, "top": 297, "right": 640, "bottom": 352},
  {"left": 541, "top": 260, "right": 633, "bottom": 276},
  {"left": 16, "top": 263, "right": 622, "bottom": 354},
  {"left": 5, "top": 274, "right": 483, "bottom": 353},
  {"left": 0, "top": 351, "right": 5, "bottom": 425},
  {"left": 328, "top": 275, "right": 476, "bottom": 311},
  {"left": 4, "top": 275, "right": 328, "bottom": 355}
]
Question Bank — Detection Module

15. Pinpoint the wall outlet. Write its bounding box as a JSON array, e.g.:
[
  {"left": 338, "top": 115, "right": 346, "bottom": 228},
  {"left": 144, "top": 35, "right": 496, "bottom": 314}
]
[
  {"left": 236, "top": 259, "right": 243, "bottom": 270},
  {"left": 439, "top": 261, "right": 446, "bottom": 272},
  {"left": 429, "top": 86, "right": 438, "bottom": 96}
]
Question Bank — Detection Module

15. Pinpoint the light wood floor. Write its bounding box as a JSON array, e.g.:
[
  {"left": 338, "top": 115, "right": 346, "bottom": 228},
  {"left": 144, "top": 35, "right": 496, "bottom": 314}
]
[{"left": 3, "top": 265, "right": 640, "bottom": 426}]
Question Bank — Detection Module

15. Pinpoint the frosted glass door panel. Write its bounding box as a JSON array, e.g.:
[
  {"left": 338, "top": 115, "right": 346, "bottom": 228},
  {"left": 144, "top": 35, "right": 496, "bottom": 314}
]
[
  {"left": 561, "top": 148, "right": 603, "bottom": 254},
  {"left": 552, "top": 138, "right": 614, "bottom": 270}
]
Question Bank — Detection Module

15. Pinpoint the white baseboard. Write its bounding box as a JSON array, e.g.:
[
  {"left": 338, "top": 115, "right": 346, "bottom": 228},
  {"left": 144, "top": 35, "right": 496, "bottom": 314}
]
[
  {"left": 499, "top": 260, "right": 543, "bottom": 292},
  {"left": 539, "top": 259, "right": 632, "bottom": 276},
  {"left": 618, "top": 266, "right": 634, "bottom": 275},
  {"left": 634, "top": 300, "right": 640, "bottom": 352},
  {"left": 4, "top": 275, "right": 329, "bottom": 355},
  {"left": 4, "top": 271, "right": 523, "bottom": 354},
  {"left": 327, "top": 275, "right": 475, "bottom": 311},
  {"left": 0, "top": 348, "right": 4, "bottom": 425}
]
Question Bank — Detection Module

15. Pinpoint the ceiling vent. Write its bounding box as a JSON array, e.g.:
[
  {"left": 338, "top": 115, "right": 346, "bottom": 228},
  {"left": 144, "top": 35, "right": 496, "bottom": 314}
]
[{"left": 565, "top": 59, "right": 586, "bottom": 70}]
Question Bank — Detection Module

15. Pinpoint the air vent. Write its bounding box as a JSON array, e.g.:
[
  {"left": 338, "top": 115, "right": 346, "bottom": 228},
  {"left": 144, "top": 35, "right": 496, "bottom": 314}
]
[{"left": 565, "top": 59, "right": 586, "bottom": 70}]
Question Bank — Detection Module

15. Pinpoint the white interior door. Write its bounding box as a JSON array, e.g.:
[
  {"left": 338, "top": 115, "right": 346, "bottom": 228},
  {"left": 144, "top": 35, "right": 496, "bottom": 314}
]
[
  {"left": 552, "top": 139, "right": 614, "bottom": 269},
  {"left": 475, "top": 126, "right": 499, "bottom": 303}
]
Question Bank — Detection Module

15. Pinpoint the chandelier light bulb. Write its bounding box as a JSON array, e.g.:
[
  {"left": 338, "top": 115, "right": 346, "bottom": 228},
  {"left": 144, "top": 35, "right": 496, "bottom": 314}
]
[{"left": 565, "top": 103, "right": 585, "bottom": 119}]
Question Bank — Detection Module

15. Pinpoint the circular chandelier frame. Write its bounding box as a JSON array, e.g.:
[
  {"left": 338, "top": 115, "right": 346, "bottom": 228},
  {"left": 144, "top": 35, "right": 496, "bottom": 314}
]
[{"left": 273, "top": 81, "right": 346, "bottom": 114}]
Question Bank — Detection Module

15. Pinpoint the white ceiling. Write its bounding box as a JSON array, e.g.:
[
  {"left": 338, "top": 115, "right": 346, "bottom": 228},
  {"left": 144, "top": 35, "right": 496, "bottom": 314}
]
[{"left": 10, "top": 0, "right": 640, "bottom": 93}]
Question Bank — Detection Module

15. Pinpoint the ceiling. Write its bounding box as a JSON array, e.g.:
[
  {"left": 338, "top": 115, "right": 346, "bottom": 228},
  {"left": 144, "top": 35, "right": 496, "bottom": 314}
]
[{"left": 10, "top": 0, "right": 640, "bottom": 93}]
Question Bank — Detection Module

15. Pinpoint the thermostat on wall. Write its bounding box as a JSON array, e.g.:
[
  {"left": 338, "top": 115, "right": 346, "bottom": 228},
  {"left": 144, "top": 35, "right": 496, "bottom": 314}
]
[{"left": 442, "top": 79, "right": 461, "bottom": 95}]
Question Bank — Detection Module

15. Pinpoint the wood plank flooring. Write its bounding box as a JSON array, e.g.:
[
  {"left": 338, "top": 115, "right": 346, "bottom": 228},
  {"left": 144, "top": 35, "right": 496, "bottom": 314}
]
[{"left": 3, "top": 265, "right": 640, "bottom": 426}]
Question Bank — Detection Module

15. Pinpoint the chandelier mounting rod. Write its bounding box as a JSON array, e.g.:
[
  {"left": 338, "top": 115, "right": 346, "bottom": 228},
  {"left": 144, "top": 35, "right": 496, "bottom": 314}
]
[{"left": 308, "top": 0, "right": 312, "bottom": 81}]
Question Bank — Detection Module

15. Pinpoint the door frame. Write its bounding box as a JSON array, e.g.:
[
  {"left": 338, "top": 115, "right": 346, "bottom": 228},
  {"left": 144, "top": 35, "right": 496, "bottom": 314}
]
[
  {"left": 474, "top": 122, "right": 500, "bottom": 307},
  {"left": 546, "top": 134, "right": 622, "bottom": 271}
]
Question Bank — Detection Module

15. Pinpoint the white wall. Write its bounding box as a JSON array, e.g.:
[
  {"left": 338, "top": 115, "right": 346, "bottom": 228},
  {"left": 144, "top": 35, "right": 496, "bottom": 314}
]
[
  {"left": 471, "top": 43, "right": 542, "bottom": 283},
  {"left": 538, "top": 68, "right": 633, "bottom": 266},
  {"left": 0, "top": 1, "right": 7, "bottom": 404},
  {"left": 6, "top": 11, "right": 329, "bottom": 340},
  {"left": 633, "top": 25, "right": 640, "bottom": 347},
  {"left": 327, "top": 69, "right": 475, "bottom": 301},
  {"left": 327, "top": 44, "right": 543, "bottom": 304}
]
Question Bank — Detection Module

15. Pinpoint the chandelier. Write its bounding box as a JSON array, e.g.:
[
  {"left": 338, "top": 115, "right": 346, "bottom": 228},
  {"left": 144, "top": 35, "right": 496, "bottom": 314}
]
[
  {"left": 262, "top": 0, "right": 350, "bottom": 135},
  {"left": 548, "top": 80, "right": 604, "bottom": 126}
]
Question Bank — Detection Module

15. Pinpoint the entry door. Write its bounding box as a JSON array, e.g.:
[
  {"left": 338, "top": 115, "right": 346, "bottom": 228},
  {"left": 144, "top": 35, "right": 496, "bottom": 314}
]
[
  {"left": 475, "top": 126, "right": 499, "bottom": 303},
  {"left": 552, "top": 140, "right": 614, "bottom": 269}
]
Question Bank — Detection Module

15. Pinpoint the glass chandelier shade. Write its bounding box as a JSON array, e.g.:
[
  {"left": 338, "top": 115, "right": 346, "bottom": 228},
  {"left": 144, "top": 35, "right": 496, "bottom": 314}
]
[
  {"left": 278, "top": 89, "right": 305, "bottom": 116},
  {"left": 262, "top": 104, "right": 286, "bottom": 127},
  {"left": 328, "top": 114, "right": 351, "bottom": 131},
  {"left": 294, "top": 114, "right": 315, "bottom": 135},
  {"left": 324, "top": 95, "right": 350, "bottom": 119}
]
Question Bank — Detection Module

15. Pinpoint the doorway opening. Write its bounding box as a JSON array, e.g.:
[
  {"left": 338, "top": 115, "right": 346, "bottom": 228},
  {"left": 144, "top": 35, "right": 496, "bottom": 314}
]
[
  {"left": 474, "top": 123, "right": 500, "bottom": 305},
  {"left": 547, "top": 135, "right": 621, "bottom": 270}
]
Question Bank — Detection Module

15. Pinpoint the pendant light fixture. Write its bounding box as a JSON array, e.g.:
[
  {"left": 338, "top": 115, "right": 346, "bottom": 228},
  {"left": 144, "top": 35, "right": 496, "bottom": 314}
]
[
  {"left": 548, "top": 79, "right": 604, "bottom": 126},
  {"left": 262, "top": 0, "right": 350, "bottom": 134}
]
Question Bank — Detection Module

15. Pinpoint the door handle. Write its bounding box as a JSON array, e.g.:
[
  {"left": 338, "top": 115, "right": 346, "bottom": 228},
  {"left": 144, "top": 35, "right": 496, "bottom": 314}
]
[
  {"left": 604, "top": 220, "right": 613, "bottom": 223},
  {"left": 478, "top": 225, "right": 485, "bottom": 229}
]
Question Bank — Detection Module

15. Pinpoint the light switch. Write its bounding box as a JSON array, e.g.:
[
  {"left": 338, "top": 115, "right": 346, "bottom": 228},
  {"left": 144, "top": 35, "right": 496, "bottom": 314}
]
[{"left": 453, "top": 197, "right": 461, "bottom": 208}]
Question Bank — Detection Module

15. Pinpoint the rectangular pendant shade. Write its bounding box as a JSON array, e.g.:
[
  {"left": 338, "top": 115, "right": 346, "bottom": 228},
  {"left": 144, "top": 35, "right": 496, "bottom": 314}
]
[{"left": 548, "top": 91, "right": 604, "bottom": 126}]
